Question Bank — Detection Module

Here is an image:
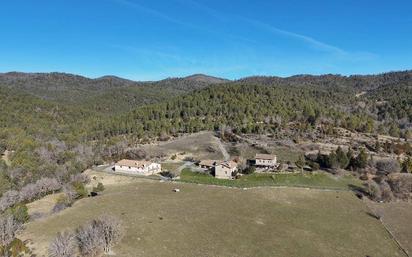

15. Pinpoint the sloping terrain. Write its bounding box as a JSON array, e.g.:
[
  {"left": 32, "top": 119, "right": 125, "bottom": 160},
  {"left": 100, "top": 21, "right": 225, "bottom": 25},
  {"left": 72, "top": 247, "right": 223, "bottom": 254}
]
[{"left": 21, "top": 180, "right": 405, "bottom": 257}]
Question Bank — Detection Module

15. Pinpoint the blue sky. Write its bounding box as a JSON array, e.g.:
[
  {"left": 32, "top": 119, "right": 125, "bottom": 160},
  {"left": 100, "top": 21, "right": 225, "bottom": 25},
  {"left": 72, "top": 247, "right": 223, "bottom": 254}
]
[{"left": 1, "top": 0, "right": 411, "bottom": 80}]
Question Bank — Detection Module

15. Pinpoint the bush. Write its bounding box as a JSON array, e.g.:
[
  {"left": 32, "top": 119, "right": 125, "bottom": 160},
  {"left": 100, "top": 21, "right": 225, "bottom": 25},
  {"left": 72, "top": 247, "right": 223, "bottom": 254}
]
[
  {"left": 92, "top": 183, "right": 105, "bottom": 192},
  {"left": 375, "top": 159, "right": 400, "bottom": 175},
  {"left": 48, "top": 231, "right": 76, "bottom": 257},
  {"left": 353, "top": 149, "right": 368, "bottom": 170},
  {"left": 307, "top": 161, "right": 320, "bottom": 171},
  {"left": 5, "top": 204, "right": 29, "bottom": 224},
  {"left": 72, "top": 182, "right": 88, "bottom": 199},
  {"left": 241, "top": 166, "right": 255, "bottom": 175},
  {"left": 379, "top": 180, "right": 394, "bottom": 202},
  {"left": 401, "top": 157, "right": 412, "bottom": 173},
  {"left": 387, "top": 173, "right": 412, "bottom": 200},
  {"left": 52, "top": 194, "right": 72, "bottom": 213},
  {"left": 366, "top": 180, "right": 381, "bottom": 201},
  {"left": 8, "top": 238, "right": 29, "bottom": 257}
]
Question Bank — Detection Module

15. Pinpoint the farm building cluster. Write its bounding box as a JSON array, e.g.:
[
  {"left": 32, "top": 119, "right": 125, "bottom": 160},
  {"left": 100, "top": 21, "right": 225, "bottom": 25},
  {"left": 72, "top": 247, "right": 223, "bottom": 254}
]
[
  {"left": 113, "top": 153, "right": 279, "bottom": 180},
  {"left": 198, "top": 153, "right": 278, "bottom": 179}
]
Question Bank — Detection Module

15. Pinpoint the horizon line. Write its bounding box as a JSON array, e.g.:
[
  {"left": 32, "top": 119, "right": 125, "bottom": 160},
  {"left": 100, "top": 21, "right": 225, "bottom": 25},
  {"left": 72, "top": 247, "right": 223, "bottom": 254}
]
[{"left": 0, "top": 69, "right": 411, "bottom": 83}]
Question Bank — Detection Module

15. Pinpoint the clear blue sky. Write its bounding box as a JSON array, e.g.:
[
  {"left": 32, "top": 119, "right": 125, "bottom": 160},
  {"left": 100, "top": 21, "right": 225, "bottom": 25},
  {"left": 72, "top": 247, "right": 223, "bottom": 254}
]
[{"left": 1, "top": 0, "right": 411, "bottom": 80}]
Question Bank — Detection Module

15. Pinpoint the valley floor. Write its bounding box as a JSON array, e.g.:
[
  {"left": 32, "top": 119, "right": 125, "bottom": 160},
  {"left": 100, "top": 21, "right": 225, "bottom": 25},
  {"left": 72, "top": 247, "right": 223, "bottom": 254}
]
[{"left": 21, "top": 174, "right": 405, "bottom": 257}]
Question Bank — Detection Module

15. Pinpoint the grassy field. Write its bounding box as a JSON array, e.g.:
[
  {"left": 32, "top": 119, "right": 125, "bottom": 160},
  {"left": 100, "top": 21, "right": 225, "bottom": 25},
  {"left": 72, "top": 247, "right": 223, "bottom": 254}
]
[
  {"left": 160, "top": 161, "right": 185, "bottom": 175},
  {"left": 180, "top": 169, "right": 362, "bottom": 190},
  {"left": 21, "top": 178, "right": 405, "bottom": 257},
  {"left": 367, "top": 200, "right": 412, "bottom": 255}
]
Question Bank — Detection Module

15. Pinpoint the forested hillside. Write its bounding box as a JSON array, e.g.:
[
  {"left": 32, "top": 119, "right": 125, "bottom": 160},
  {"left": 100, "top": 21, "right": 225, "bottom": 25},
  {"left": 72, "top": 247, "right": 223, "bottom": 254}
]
[
  {"left": 0, "top": 71, "right": 411, "bottom": 194},
  {"left": 100, "top": 76, "right": 412, "bottom": 140},
  {"left": 0, "top": 72, "right": 226, "bottom": 115}
]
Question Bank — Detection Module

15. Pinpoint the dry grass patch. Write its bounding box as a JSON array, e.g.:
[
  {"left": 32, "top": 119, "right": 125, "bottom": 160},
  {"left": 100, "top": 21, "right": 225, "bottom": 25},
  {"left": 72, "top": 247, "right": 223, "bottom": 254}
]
[
  {"left": 366, "top": 200, "right": 412, "bottom": 255},
  {"left": 20, "top": 179, "right": 405, "bottom": 257},
  {"left": 141, "top": 131, "right": 224, "bottom": 160}
]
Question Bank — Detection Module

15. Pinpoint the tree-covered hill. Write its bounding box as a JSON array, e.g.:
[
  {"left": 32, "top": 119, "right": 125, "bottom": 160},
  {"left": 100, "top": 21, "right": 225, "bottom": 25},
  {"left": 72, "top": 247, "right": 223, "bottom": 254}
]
[
  {"left": 238, "top": 70, "right": 412, "bottom": 90},
  {"left": 97, "top": 75, "right": 411, "bottom": 140},
  {"left": 0, "top": 72, "right": 228, "bottom": 115}
]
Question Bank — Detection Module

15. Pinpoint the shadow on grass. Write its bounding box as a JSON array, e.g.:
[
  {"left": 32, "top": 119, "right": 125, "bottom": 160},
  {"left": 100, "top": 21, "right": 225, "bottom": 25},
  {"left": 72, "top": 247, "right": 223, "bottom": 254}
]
[{"left": 348, "top": 183, "right": 369, "bottom": 199}]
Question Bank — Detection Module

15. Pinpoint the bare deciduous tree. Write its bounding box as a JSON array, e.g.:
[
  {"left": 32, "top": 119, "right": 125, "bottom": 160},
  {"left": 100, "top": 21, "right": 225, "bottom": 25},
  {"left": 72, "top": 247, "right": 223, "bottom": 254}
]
[
  {"left": 36, "top": 177, "right": 61, "bottom": 195},
  {"left": 0, "top": 190, "right": 19, "bottom": 212},
  {"left": 70, "top": 174, "right": 91, "bottom": 185},
  {"left": 75, "top": 215, "right": 124, "bottom": 257},
  {"left": 76, "top": 224, "right": 104, "bottom": 257},
  {"left": 93, "top": 215, "right": 124, "bottom": 253},
  {"left": 0, "top": 215, "right": 21, "bottom": 248},
  {"left": 48, "top": 231, "right": 76, "bottom": 257}
]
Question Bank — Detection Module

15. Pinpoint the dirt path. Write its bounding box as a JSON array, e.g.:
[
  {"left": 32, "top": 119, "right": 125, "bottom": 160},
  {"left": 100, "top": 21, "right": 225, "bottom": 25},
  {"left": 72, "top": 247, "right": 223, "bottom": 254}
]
[{"left": 213, "top": 137, "right": 230, "bottom": 161}]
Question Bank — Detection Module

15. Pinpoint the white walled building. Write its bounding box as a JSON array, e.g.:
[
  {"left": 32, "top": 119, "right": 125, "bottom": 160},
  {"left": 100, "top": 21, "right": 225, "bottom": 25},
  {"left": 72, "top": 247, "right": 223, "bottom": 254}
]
[
  {"left": 255, "top": 154, "right": 277, "bottom": 167},
  {"left": 114, "top": 159, "right": 161, "bottom": 176}
]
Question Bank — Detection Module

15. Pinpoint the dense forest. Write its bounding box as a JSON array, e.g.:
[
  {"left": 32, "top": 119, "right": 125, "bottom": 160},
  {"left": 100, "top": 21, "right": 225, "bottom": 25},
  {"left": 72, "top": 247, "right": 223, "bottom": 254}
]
[{"left": 0, "top": 71, "right": 411, "bottom": 194}]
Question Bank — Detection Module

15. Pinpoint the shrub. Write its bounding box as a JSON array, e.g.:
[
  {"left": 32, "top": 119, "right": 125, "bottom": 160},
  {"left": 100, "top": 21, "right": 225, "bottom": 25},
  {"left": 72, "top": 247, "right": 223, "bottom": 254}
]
[
  {"left": 387, "top": 173, "right": 412, "bottom": 200},
  {"left": 52, "top": 195, "right": 72, "bottom": 213},
  {"left": 307, "top": 161, "right": 320, "bottom": 171},
  {"left": 92, "top": 183, "right": 105, "bottom": 193},
  {"left": 8, "top": 238, "right": 29, "bottom": 257},
  {"left": 72, "top": 182, "right": 88, "bottom": 199},
  {"left": 48, "top": 231, "right": 76, "bottom": 257},
  {"left": 401, "top": 157, "right": 412, "bottom": 173},
  {"left": 366, "top": 180, "right": 381, "bottom": 201},
  {"left": 375, "top": 159, "right": 400, "bottom": 175},
  {"left": 353, "top": 149, "right": 368, "bottom": 170},
  {"left": 379, "top": 180, "right": 394, "bottom": 202},
  {"left": 241, "top": 166, "right": 255, "bottom": 175},
  {"left": 5, "top": 204, "right": 29, "bottom": 224}
]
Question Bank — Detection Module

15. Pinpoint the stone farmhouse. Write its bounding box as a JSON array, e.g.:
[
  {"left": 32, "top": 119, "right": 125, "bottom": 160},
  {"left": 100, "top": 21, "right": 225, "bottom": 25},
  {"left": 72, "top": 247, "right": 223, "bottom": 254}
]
[
  {"left": 215, "top": 161, "right": 238, "bottom": 179},
  {"left": 114, "top": 159, "right": 161, "bottom": 176},
  {"left": 199, "top": 160, "right": 217, "bottom": 170},
  {"left": 198, "top": 159, "right": 238, "bottom": 179}
]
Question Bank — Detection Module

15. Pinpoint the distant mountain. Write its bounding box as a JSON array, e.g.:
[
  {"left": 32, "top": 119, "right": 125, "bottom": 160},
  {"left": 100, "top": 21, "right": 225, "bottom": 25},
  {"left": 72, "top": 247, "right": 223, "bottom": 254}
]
[
  {"left": 183, "top": 74, "right": 229, "bottom": 84},
  {"left": 1, "top": 70, "right": 411, "bottom": 117},
  {"left": 0, "top": 72, "right": 229, "bottom": 115}
]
